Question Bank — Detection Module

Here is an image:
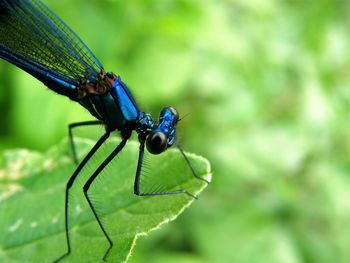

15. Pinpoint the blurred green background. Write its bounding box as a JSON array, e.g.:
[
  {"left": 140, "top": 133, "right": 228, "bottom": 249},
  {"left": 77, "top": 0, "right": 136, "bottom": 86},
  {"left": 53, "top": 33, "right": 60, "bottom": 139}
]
[{"left": 1, "top": 0, "right": 350, "bottom": 262}]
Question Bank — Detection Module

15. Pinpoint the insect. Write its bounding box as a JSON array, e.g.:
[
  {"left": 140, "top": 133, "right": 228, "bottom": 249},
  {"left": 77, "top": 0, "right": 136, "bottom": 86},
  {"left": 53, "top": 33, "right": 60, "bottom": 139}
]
[{"left": 0, "top": 0, "right": 209, "bottom": 261}]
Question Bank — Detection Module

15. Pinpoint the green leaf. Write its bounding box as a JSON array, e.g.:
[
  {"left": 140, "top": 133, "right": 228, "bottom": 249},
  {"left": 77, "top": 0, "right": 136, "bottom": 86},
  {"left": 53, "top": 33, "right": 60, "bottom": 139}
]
[{"left": 0, "top": 138, "right": 211, "bottom": 263}]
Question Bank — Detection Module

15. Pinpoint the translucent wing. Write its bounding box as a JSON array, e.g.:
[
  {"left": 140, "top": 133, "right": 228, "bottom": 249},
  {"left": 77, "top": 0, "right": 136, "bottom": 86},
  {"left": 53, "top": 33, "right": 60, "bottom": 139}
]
[{"left": 0, "top": 0, "right": 103, "bottom": 97}]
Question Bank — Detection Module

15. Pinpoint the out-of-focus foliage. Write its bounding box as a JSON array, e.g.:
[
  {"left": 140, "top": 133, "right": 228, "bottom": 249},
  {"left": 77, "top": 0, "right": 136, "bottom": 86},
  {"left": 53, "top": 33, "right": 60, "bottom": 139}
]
[{"left": 0, "top": 0, "right": 349, "bottom": 262}]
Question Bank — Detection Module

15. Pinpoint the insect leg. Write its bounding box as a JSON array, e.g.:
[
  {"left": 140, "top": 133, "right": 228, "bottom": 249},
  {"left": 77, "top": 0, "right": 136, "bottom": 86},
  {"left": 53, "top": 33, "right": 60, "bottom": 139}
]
[
  {"left": 68, "top": 120, "right": 103, "bottom": 164},
  {"left": 54, "top": 131, "right": 110, "bottom": 263},
  {"left": 134, "top": 140, "right": 197, "bottom": 199},
  {"left": 176, "top": 144, "right": 210, "bottom": 184},
  {"left": 83, "top": 136, "right": 129, "bottom": 261}
]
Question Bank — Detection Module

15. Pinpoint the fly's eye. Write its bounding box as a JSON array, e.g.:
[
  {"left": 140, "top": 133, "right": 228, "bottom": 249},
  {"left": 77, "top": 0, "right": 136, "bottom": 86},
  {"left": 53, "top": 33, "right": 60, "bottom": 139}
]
[
  {"left": 160, "top": 107, "right": 179, "bottom": 123},
  {"left": 146, "top": 131, "right": 168, "bottom": 155}
]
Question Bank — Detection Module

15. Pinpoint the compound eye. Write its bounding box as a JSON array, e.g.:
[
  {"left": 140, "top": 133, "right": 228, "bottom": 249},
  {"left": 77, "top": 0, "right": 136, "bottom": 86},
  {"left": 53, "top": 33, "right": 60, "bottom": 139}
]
[{"left": 146, "top": 131, "right": 168, "bottom": 155}]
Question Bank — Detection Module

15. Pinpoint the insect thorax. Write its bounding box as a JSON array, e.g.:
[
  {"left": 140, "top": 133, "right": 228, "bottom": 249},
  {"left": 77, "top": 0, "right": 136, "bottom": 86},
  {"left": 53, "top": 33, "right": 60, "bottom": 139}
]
[{"left": 77, "top": 70, "right": 117, "bottom": 99}]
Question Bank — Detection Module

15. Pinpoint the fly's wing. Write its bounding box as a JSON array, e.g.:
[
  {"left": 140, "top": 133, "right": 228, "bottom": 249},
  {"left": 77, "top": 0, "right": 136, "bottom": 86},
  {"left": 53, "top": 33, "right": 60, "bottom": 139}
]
[{"left": 0, "top": 0, "right": 103, "bottom": 100}]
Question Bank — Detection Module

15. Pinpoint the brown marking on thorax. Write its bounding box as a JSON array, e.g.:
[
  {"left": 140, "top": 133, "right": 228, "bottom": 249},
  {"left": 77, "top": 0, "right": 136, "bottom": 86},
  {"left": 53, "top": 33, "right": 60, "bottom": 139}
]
[{"left": 77, "top": 70, "right": 117, "bottom": 99}]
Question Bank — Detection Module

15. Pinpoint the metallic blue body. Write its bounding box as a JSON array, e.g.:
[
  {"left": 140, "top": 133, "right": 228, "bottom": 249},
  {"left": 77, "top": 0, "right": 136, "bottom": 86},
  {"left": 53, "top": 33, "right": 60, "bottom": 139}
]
[
  {"left": 0, "top": 0, "right": 178, "bottom": 140},
  {"left": 46, "top": 73, "right": 76, "bottom": 90},
  {"left": 0, "top": 2, "right": 206, "bottom": 262},
  {"left": 78, "top": 75, "right": 140, "bottom": 131},
  {"left": 155, "top": 108, "right": 177, "bottom": 147},
  {"left": 111, "top": 76, "right": 139, "bottom": 122}
]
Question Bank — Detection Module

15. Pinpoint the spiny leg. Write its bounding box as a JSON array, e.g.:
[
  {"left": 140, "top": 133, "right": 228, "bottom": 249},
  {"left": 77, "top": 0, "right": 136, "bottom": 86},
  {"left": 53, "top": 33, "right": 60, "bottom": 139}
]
[
  {"left": 83, "top": 136, "right": 129, "bottom": 261},
  {"left": 69, "top": 120, "right": 103, "bottom": 164},
  {"left": 134, "top": 140, "right": 197, "bottom": 199},
  {"left": 176, "top": 144, "right": 210, "bottom": 184},
  {"left": 54, "top": 131, "right": 110, "bottom": 263}
]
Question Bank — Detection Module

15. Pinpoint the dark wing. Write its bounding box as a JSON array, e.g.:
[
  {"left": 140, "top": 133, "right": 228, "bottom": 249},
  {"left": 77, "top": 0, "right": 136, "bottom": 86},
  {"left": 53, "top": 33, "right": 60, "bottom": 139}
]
[{"left": 0, "top": 0, "right": 103, "bottom": 98}]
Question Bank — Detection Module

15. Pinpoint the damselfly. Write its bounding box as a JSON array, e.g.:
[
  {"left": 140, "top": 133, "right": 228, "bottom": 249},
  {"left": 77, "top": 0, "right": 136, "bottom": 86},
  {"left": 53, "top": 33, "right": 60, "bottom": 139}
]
[{"left": 0, "top": 0, "right": 209, "bottom": 261}]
